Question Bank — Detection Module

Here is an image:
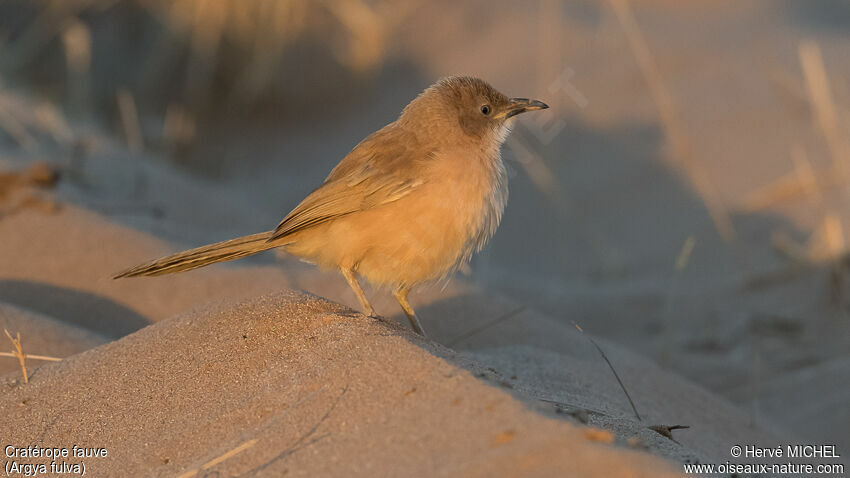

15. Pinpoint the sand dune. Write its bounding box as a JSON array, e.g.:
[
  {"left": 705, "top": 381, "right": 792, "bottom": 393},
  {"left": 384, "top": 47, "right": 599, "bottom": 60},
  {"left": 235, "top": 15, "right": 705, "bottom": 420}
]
[
  {"left": 0, "top": 197, "right": 793, "bottom": 476},
  {"left": 2, "top": 288, "right": 686, "bottom": 477}
]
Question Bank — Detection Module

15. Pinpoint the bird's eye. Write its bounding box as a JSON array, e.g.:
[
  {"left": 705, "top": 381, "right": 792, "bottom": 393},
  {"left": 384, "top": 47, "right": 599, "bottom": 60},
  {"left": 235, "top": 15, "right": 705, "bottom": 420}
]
[{"left": 480, "top": 105, "right": 491, "bottom": 115}]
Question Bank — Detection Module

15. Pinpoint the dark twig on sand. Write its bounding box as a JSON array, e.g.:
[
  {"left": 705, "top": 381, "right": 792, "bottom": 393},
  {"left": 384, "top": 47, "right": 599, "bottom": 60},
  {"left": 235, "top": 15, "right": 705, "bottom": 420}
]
[
  {"left": 573, "top": 322, "right": 642, "bottom": 422},
  {"left": 648, "top": 424, "right": 690, "bottom": 444},
  {"left": 240, "top": 386, "right": 348, "bottom": 477}
]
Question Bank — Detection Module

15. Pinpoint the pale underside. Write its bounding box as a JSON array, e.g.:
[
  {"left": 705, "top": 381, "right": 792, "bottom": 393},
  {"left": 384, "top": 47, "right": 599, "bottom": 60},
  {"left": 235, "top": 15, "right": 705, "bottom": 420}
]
[{"left": 272, "top": 123, "right": 508, "bottom": 289}]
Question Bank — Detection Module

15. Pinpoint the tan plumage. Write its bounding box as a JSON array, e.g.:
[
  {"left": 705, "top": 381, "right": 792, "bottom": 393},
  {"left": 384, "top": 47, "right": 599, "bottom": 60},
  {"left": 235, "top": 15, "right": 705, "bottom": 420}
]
[
  {"left": 115, "top": 76, "right": 548, "bottom": 336},
  {"left": 113, "top": 231, "right": 276, "bottom": 277}
]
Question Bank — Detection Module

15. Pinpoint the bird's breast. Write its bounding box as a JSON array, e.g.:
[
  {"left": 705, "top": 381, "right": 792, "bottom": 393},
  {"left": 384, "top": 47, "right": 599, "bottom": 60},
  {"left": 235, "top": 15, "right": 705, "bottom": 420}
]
[
  {"left": 382, "top": 148, "right": 507, "bottom": 282},
  {"left": 289, "top": 149, "right": 508, "bottom": 288}
]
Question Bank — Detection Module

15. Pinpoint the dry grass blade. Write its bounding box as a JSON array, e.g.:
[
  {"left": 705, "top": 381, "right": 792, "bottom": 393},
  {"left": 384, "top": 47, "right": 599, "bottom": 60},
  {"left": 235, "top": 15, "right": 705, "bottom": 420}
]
[
  {"left": 741, "top": 163, "right": 845, "bottom": 213},
  {"left": 0, "top": 95, "right": 36, "bottom": 151},
  {"left": 799, "top": 40, "right": 850, "bottom": 177},
  {"left": 608, "top": 0, "right": 735, "bottom": 243},
  {"left": 447, "top": 306, "right": 527, "bottom": 347},
  {"left": 572, "top": 322, "right": 641, "bottom": 421},
  {"left": 62, "top": 19, "right": 93, "bottom": 117},
  {"left": 823, "top": 214, "right": 845, "bottom": 259},
  {"left": 0, "top": 352, "right": 61, "bottom": 362},
  {"left": 791, "top": 145, "right": 824, "bottom": 207},
  {"left": 538, "top": 397, "right": 609, "bottom": 418},
  {"left": 33, "top": 102, "right": 74, "bottom": 145},
  {"left": 822, "top": 214, "right": 848, "bottom": 305},
  {"left": 740, "top": 173, "right": 811, "bottom": 213},
  {"left": 805, "top": 213, "right": 849, "bottom": 262},
  {"left": 4, "top": 329, "right": 28, "bottom": 384},
  {"left": 116, "top": 88, "right": 144, "bottom": 152},
  {"left": 674, "top": 236, "right": 696, "bottom": 271},
  {"left": 662, "top": 236, "right": 696, "bottom": 367},
  {"left": 243, "top": 386, "right": 347, "bottom": 475},
  {"left": 202, "top": 438, "right": 257, "bottom": 471},
  {"left": 743, "top": 223, "right": 834, "bottom": 291},
  {"left": 62, "top": 20, "right": 91, "bottom": 73},
  {"left": 771, "top": 230, "right": 810, "bottom": 264},
  {"left": 175, "top": 436, "right": 259, "bottom": 477},
  {"left": 329, "top": 0, "right": 384, "bottom": 72}
]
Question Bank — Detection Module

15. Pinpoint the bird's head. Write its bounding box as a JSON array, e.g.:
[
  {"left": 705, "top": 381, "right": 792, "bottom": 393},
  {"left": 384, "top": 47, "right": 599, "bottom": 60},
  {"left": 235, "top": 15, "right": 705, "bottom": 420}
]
[{"left": 399, "top": 76, "right": 548, "bottom": 147}]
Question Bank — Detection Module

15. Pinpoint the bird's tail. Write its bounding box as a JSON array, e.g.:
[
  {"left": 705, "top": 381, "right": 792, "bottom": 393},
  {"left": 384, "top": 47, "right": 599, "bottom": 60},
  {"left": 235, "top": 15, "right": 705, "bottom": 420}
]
[{"left": 113, "top": 231, "right": 279, "bottom": 278}]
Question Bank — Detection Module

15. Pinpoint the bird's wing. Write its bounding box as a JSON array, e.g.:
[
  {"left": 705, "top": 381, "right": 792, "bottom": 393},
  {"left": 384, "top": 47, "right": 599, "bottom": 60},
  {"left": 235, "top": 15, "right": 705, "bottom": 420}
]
[{"left": 269, "top": 125, "right": 430, "bottom": 241}]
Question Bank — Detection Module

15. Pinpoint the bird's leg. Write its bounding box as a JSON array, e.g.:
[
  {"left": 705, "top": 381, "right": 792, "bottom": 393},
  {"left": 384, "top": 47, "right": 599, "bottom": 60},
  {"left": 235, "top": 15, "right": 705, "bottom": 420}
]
[
  {"left": 393, "top": 287, "right": 427, "bottom": 336},
  {"left": 340, "top": 267, "right": 375, "bottom": 317}
]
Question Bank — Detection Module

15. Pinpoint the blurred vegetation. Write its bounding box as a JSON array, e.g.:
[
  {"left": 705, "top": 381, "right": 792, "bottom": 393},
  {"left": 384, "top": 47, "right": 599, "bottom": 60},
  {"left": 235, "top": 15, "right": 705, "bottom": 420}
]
[{"left": 0, "top": 0, "right": 418, "bottom": 154}]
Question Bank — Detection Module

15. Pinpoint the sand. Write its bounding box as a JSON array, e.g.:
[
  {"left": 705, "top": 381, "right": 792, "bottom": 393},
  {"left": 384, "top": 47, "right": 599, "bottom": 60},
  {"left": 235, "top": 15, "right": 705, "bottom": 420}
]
[
  {"left": 2, "top": 290, "right": 686, "bottom": 477},
  {"left": 0, "top": 157, "right": 791, "bottom": 476}
]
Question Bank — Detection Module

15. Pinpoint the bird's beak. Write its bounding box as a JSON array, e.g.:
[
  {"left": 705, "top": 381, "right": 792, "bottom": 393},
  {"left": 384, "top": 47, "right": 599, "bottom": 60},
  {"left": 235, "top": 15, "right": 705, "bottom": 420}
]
[{"left": 496, "top": 98, "right": 549, "bottom": 119}]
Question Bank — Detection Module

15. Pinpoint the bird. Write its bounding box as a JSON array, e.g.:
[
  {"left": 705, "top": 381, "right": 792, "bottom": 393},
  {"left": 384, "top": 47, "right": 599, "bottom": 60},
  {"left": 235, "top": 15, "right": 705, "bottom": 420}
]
[{"left": 114, "top": 76, "right": 548, "bottom": 337}]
